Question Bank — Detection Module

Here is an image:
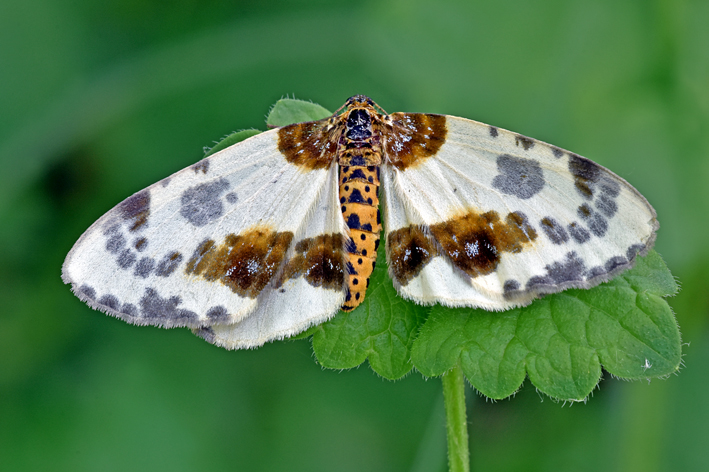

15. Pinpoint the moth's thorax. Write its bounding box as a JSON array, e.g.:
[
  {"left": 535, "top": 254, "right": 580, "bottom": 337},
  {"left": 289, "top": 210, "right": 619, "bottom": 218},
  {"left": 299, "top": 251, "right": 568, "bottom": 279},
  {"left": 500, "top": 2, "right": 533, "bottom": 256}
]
[{"left": 337, "top": 106, "right": 383, "bottom": 167}]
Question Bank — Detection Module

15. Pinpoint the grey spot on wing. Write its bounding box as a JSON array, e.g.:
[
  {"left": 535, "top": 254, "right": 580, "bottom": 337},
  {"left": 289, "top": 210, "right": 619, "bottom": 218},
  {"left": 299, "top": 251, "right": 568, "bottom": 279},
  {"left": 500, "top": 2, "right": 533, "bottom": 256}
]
[
  {"left": 492, "top": 154, "right": 545, "bottom": 199},
  {"left": 568, "top": 154, "right": 601, "bottom": 199},
  {"left": 551, "top": 146, "right": 564, "bottom": 158},
  {"left": 601, "top": 179, "right": 621, "bottom": 198},
  {"left": 195, "top": 327, "right": 215, "bottom": 343},
  {"left": 577, "top": 204, "right": 608, "bottom": 237},
  {"left": 119, "top": 189, "right": 150, "bottom": 232},
  {"left": 568, "top": 222, "right": 590, "bottom": 244},
  {"left": 134, "top": 257, "right": 155, "bottom": 278},
  {"left": 98, "top": 294, "right": 120, "bottom": 311},
  {"left": 192, "top": 158, "right": 209, "bottom": 174},
  {"left": 134, "top": 237, "right": 147, "bottom": 252},
  {"left": 550, "top": 252, "right": 587, "bottom": 283},
  {"left": 540, "top": 217, "right": 569, "bottom": 244},
  {"left": 103, "top": 224, "right": 120, "bottom": 235},
  {"left": 489, "top": 126, "right": 499, "bottom": 137},
  {"left": 502, "top": 279, "right": 521, "bottom": 300},
  {"left": 605, "top": 256, "right": 627, "bottom": 272},
  {"left": 140, "top": 288, "right": 198, "bottom": 326},
  {"left": 161, "top": 177, "right": 171, "bottom": 187},
  {"left": 503, "top": 280, "right": 520, "bottom": 293},
  {"left": 117, "top": 249, "right": 136, "bottom": 269},
  {"left": 106, "top": 233, "right": 126, "bottom": 253},
  {"left": 156, "top": 252, "right": 183, "bottom": 277},
  {"left": 595, "top": 193, "right": 617, "bottom": 218},
  {"left": 569, "top": 154, "right": 600, "bottom": 182},
  {"left": 525, "top": 275, "right": 552, "bottom": 289},
  {"left": 79, "top": 285, "right": 96, "bottom": 300},
  {"left": 586, "top": 266, "right": 605, "bottom": 278},
  {"left": 526, "top": 251, "right": 587, "bottom": 289},
  {"left": 626, "top": 244, "right": 645, "bottom": 260},
  {"left": 515, "top": 134, "right": 535, "bottom": 150},
  {"left": 226, "top": 192, "right": 239, "bottom": 204},
  {"left": 180, "top": 178, "right": 230, "bottom": 227},
  {"left": 206, "top": 306, "right": 230, "bottom": 323},
  {"left": 121, "top": 303, "right": 138, "bottom": 317}
]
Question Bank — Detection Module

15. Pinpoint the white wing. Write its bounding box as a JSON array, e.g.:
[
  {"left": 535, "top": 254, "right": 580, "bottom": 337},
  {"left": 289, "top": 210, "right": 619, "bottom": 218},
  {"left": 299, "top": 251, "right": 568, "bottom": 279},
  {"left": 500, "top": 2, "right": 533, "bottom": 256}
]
[
  {"left": 382, "top": 115, "right": 658, "bottom": 310},
  {"left": 194, "top": 162, "right": 348, "bottom": 349},
  {"left": 63, "top": 129, "right": 347, "bottom": 339}
]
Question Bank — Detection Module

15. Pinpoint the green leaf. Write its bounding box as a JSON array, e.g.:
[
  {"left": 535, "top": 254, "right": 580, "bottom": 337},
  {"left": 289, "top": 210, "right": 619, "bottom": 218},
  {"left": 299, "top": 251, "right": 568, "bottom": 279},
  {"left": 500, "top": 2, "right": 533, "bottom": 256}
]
[
  {"left": 266, "top": 98, "right": 332, "bottom": 128},
  {"left": 204, "top": 129, "right": 261, "bottom": 156},
  {"left": 311, "top": 246, "right": 429, "bottom": 380},
  {"left": 411, "top": 250, "right": 681, "bottom": 401}
]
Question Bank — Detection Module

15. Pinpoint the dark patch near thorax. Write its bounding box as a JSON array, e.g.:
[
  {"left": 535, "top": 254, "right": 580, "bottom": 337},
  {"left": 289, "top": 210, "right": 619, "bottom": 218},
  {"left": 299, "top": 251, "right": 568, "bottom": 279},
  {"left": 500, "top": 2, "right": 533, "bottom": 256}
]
[
  {"left": 430, "top": 210, "right": 537, "bottom": 278},
  {"left": 384, "top": 113, "right": 447, "bottom": 170},
  {"left": 185, "top": 227, "right": 293, "bottom": 298},
  {"left": 119, "top": 190, "right": 150, "bottom": 232},
  {"left": 278, "top": 120, "right": 339, "bottom": 170}
]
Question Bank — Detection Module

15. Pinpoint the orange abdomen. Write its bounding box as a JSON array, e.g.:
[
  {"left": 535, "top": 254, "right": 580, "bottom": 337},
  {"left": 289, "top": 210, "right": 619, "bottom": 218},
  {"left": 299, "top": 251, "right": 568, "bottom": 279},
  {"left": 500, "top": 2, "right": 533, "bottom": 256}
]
[{"left": 339, "top": 165, "right": 381, "bottom": 311}]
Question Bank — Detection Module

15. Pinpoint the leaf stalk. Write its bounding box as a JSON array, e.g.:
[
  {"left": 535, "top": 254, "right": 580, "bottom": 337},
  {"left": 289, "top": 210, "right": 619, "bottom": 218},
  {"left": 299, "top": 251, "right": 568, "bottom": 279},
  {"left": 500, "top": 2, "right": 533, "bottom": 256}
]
[{"left": 442, "top": 364, "right": 470, "bottom": 472}]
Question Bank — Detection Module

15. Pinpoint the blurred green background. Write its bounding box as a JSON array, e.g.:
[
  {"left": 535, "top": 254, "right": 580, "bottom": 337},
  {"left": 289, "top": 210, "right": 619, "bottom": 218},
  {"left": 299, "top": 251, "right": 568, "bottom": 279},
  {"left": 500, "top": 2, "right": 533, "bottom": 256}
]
[{"left": 1, "top": 0, "right": 708, "bottom": 470}]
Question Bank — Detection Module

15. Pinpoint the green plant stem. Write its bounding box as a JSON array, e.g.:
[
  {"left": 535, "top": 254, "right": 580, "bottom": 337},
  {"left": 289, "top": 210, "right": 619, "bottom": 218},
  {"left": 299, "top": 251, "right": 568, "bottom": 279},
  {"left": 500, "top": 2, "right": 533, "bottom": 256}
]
[{"left": 442, "top": 364, "right": 470, "bottom": 472}]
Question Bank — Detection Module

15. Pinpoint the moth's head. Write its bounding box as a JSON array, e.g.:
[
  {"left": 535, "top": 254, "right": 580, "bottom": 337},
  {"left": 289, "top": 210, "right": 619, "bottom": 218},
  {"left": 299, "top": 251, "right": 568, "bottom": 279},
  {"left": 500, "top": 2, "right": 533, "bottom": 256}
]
[{"left": 345, "top": 95, "right": 376, "bottom": 110}]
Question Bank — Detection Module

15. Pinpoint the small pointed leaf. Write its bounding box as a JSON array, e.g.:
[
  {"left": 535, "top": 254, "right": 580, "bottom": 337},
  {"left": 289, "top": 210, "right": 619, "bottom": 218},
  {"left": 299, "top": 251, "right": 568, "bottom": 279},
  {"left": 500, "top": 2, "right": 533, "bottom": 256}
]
[{"left": 266, "top": 98, "right": 332, "bottom": 128}]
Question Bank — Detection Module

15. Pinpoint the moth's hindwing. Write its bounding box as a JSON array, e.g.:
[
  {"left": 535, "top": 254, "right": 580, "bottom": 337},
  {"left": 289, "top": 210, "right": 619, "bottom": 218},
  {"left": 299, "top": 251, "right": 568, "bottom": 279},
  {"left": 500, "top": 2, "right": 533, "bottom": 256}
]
[{"left": 196, "top": 162, "right": 350, "bottom": 348}]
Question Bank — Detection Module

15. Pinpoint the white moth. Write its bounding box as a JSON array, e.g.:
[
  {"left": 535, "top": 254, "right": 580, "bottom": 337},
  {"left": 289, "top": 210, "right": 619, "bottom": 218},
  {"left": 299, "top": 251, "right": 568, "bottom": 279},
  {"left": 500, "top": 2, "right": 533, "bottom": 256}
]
[{"left": 63, "top": 96, "right": 657, "bottom": 349}]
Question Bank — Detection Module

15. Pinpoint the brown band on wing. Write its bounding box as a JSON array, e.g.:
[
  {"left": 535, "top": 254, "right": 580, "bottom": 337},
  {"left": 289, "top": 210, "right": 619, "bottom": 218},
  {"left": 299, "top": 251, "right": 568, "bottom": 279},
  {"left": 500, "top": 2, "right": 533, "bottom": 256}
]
[
  {"left": 185, "top": 226, "right": 293, "bottom": 298},
  {"left": 278, "top": 121, "right": 339, "bottom": 171},
  {"left": 280, "top": 233, "right": 347, "bottom": 290},
  {"left": 387, "top": 225, "right": 437, "bottom": 285},
  {"left": 384, "top": 113, "right": 447, "bottom": 170},
  {"left": 429, "top": 210, "right": 538, "bottom": 278}
]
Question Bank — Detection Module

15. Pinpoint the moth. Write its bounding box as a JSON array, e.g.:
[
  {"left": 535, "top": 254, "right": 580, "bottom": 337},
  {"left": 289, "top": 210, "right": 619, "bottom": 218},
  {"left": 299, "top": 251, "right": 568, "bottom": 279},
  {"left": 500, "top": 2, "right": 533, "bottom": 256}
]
[{"left": 63, "top": 95, "right": 658, "bottom": 349}]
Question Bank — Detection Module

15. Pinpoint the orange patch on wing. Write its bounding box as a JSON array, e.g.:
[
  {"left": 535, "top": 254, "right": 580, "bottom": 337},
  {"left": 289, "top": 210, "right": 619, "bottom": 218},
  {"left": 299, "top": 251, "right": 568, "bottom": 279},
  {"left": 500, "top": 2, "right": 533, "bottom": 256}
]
[
  {"left": 384, "top": 113, "right": 447, "bottom": 170},
  {"left": 278, "top": 120, "right": 339, "bottom": 170},
  {"left": 280, "top": 233, "right": 347, "bottom": 290},
  {"left": 185, "top": 226, "right": 293, "bottom": 298},
  {"left": 430, "top": 210, "right": 537, "bottom": 278}
]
